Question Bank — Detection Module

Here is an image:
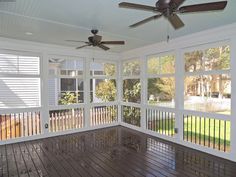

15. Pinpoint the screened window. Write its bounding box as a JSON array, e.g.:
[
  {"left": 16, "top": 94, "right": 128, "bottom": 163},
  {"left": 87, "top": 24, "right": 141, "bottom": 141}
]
[
  {"left": 0, "top": 53, "right": 41, "bottom": 108},
  {"left": 122, "top": 59, "right": 141, "bottom": 104},
  {"left": 147, "top": 55, "right": 175, "bottom": 75},
  {"left": 147, "top": 54, "right": 175, "bottom": 108},
  {"left": 90, "top": 62, "right": 116, "bottom": 77},
  {"left": 48, "top": 58, "right": 84, "bottom": 106},
  {"left": 184, "top": 45, "right": 231, "bottom": 114},
  {"left": 122, "top": 59, "right": 140, "bottom": 76},
  {"left": 185, "top": 45, "right": 230, "bottom": 72},
  {"left": 90, "top": 61, "right": 117, "bottom": 103},
  {"left": 123, "top": 79, "right": 141, "bottom": 103}
]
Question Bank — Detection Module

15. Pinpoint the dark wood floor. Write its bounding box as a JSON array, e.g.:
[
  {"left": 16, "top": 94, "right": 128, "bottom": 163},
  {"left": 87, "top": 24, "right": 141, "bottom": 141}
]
[{"left": 1, "top": 126, "right": 236, "bottom": 177}]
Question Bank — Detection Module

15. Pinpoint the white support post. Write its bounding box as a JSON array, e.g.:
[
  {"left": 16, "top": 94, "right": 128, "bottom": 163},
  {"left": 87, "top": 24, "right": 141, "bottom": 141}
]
[
  {"left": 140, "top": 55, "right": 147, "bottom": 130},
  {"left": 229, "top": 36, "right": 236, "bottom": 160},
  {"left": 175, "top": 49, "right": 184, "bottom": 141},
  {"left": 84, "top": 58, "right": 91, "bottom": 128},
  {"left": 41, "top": 52, "right": 50, "bottom": 135},
  {"left": 117, "top": 59, "right": 122, "bottom": 123}
]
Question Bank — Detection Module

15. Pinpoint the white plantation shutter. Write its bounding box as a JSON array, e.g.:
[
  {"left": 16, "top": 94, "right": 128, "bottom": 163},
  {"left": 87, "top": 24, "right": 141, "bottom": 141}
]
[
  {"left": 0, "top": 78, "right": 40, "bottom": 108},
  {"left": 0, "top": 54, "right": 40, "bottom": 75},
  {"left": 0, "top": 53, "right": 41, "bottom": 108}
]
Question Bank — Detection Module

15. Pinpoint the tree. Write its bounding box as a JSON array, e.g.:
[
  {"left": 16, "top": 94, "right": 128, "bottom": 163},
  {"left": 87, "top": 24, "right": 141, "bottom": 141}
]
[
  {"left": 95, "top": 80, "right": 116, "bottom": 102},
  {"left": 58, "top": 91, "right": 77, "bottom": 105}
]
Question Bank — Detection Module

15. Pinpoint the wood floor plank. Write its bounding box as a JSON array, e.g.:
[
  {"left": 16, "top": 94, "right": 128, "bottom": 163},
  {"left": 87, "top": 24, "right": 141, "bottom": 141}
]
[
  {"left": 1, "top": 126, "right": 236, "bottom": 177},
  {"left": 26, "top": 142, "right": 58, "bottom": 177},
  {"left": 6, "top": 144, "right": 18, "bottom": 177},
  {"left": 18, "top": 143, "right": 40, "bottom": 177}
]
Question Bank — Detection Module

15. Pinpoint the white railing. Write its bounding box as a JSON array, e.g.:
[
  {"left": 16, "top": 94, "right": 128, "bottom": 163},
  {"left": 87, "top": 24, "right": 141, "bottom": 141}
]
[
  {"left": 90, "top": 105, "right": 118, "bottom": 126},
  {"left": 49, "top": 108, "right": 84, "bottom": 132},
  {"left": 0, "top": 110, "right": 41, "bottom": 140}
]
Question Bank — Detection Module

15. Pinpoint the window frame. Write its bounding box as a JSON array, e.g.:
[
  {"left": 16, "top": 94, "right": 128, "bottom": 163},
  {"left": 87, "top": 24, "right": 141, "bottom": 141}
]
[
  {"left": 183, "top": 41, "right": 231, "bottom": 115},
  {"left": 146, "top": 51, "right": 176, "bottom": 108},
  {"left": 48, "top": 55, "right": 85, "bottom": 107},
  {"left": 122, "top": 58, "right": 141, "bottom": 104},
  {"left": 89, "top": 59, "right": 118, "bottom": 104}
]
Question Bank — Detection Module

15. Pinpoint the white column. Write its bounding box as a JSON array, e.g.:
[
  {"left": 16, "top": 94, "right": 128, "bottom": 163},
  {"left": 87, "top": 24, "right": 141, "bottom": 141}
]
[
  {"left": 41, "top": 52, "right": 49, "bottom": 135},
  {"left": 229, "top": 35, "right": 236, "bottom": 161},
  {"left": 175, "top": 49, "right": 184, "bottom": 141},
  {"left": 84, "top": 58, "right": 91, "bottom": 128},
  {"left": 140, "top": 55, "right": 147, "bottom": 130},
  {"left": 117, "top": 59, "right": 122, "bottom": 123}
]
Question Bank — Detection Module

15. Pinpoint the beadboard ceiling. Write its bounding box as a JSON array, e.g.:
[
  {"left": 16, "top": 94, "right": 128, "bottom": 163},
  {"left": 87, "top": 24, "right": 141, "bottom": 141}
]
[{"left": 0, "top": 0, "right": 235, "bottom": 52}]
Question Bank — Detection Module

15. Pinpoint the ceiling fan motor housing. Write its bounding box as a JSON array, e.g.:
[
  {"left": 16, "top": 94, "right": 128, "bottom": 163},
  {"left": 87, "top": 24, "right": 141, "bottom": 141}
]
[{"left": 156, "top": 0, "right": 171, "bottom": 10}]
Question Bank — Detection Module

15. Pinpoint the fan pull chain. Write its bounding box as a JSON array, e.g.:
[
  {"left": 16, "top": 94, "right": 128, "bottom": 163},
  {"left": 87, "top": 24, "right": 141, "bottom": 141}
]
[{"left": 167, "top": 19, "right": 170, "bottom": 43}]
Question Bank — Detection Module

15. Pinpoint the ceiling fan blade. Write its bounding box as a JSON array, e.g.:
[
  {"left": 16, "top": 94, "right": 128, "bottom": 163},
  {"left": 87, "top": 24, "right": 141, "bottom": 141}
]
[
  {"left": 101, "top": 41, "right": 125, "bottom": 45},
  {"left": 66, "top": 40, "right": 88, "bottom": 43},
  {"left": 98, "top": 44, "right": 110, "bottom": 51},
  {"left": 130, "top": 14, "right": 162, "bottom": 28},
  {"left": 170, "top": 0, "right": 186, "bottom": 9},
  {"left": 119, "top": 2, "right": 156, "bottom": 12},
  {"left": 168, "top": 14, "right": 184, "bottom": 29},
  {"left": 179, "top": 1, "right": 227, "bottom": 13},
  {"left": 76, "top": 44, "right": 91, "bottom": 49}
]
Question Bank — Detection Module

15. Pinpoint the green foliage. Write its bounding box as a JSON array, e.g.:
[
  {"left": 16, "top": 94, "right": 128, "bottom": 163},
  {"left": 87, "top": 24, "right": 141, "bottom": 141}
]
[
  {"left": 58, "top": 92, "right": 77, "bottom": 105},
  {"left": 123, "top": 79, "right": 141, "bottom": 103},
  {"left": 95, "top": 80, "right": 116, "bottom": 102},
  {"left": 123, "top": 106, "right": 141, "bottom": 127},
  {"left": 123, "top": 60, "right": 140, "bottom": 76},
  {"left": 104, "top": 63, "right": 116, "bottom": 76}
]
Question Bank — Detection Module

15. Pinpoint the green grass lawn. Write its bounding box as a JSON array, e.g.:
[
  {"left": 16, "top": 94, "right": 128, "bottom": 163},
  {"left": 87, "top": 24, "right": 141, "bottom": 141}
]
[{"left": 148, "top": 116, "right": 231, "bottom": 151}]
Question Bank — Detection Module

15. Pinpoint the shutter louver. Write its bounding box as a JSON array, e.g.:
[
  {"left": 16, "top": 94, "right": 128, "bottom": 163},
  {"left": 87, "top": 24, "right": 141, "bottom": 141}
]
[
  {"left": 0, "top": 53, "right": 40, "bottom": 108},
  {"left": 0, "top": 54, "right": 39, "bottom": 75}
]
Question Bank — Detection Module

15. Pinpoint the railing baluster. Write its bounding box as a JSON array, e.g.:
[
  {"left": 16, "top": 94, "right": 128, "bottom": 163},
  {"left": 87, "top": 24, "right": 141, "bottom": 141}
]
[
  {"left": 219, "top": 120, "right": 221, "bottom": 151},
  {"left": 214, "top": 119, "right": 216, "bottom": 149},
  {"left": 187, "top": 115, "right": 189, "bottom": 142},
  {"left": 207, "top": 118, "right": 209, "bottom": 147},
  {"left": 224, "top": 121, "right": 226, "bottom": 152}
]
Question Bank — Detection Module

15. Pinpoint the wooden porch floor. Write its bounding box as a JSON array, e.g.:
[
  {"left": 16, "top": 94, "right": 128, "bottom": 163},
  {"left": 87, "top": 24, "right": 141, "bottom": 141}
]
[{"left": 1, "top": 126, "right": 236, "bottom": 177}]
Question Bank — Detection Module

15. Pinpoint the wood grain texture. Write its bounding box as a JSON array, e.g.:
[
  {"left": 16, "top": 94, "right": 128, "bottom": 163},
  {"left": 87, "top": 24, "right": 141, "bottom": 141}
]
[{"left": 1, "top": 126, "right": 236, "bottom": 177}]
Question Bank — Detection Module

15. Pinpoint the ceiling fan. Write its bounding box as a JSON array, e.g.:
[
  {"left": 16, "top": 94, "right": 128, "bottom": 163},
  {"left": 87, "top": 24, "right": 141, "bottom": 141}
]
[
  {"left": 119, "top": 0, "right": 228, "bottom": 29},
  {"left": 66, "top": 29, "right": 125, "bottom": 51}
]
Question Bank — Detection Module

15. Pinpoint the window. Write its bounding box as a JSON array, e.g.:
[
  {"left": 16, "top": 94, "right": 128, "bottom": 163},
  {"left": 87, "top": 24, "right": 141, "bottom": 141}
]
[
  {"left": 185, "top": 45, "right": 230, "bottom": 72},
  {"left": 90, "top": 62, "right": 116, "bottom": 77},
  {"left": 48, "top": 58, "right": 84, "bottom": 106},
  {"left": 184, "top": 45, "right": 231, "bottom": 114},
  {"left": 90, "top": 79, "right": 116, "bottom": 103},
  {"left": 147, "top": 55, "right": 175, "bottom": 75},
  {"left": 122, "top": 59, "right": 141, "bottom": 104},
  {"left": 90, "top": 61, "right": 117, "bottom": 103},
  {"left": 122, "top": 59, "right": 140, "bottom": 76},
  {"left": 0, "top": 52, "right": 41, "bottom": 108},
  {"left": 123, "top": 79, "right": 141, "bottom": 103},
  {"left": 147, "top": 54, "right": 175, "bottom": 108}
]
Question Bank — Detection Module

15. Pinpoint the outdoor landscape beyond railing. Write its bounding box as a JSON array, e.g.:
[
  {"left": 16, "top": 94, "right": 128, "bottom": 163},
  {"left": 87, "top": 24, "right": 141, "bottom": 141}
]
[
  {"left": 146, "top": 109, "right": 175, "bottom": 137},
  {"left": 122, "top": 106, "right": 141, "bottom": 127},
  {"left": 90, "top": 105, "right": 117, "bottom": 126},
  {"left": 49, "top": 108, "right": 84, "bottom": 132},
  {"left": 183, "top": 114, "right": 230, "bottom": 152},
  {"left": 0, "top": 111, "right": 41, "bottom": 141}
]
